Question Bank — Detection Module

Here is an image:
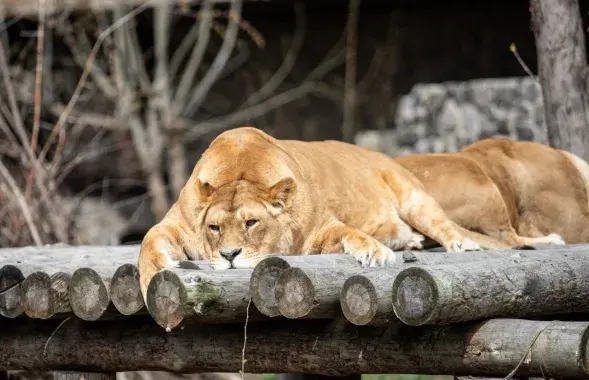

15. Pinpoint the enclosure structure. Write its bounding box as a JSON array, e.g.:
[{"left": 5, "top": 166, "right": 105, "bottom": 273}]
[{"left": 2, "top": 244, "right": 589, "bottom": 379}]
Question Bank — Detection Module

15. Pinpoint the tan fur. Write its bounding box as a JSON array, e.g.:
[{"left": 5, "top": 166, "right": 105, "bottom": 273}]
[
  {"left": 138, "top": 127, "right": 495, "bottom": 300},
  {"left": 395, "top": 138, "right": 589, "bottom": 248}
]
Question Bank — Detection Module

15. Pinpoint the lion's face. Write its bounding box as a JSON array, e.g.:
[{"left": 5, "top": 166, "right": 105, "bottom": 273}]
[{"left": 197, "top": 177, "right": 297, "bottom": 270}]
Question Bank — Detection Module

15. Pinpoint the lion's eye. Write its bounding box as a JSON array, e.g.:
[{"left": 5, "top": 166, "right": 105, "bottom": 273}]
[
  {"left": 245, "top": 219, "right": 258, "bottom": 228},
  {"left": 208, "top": 224, "right": 220, "bottom": 232}
]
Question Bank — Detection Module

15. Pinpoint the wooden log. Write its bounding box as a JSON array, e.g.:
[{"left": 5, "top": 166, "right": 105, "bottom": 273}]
[
  {"left": 1, "top": 317, "right": 589, "bottom": 378},
  {"left": 340, "top": 270, "right": 398, "bottom": 326},
  {"left": 21, "top": 271, "right": 71, "bottom": 319},
  {"left": 249, "top": 248, "right": 541, "bottom": 318},
  {"left": 0, "top": 264, "right": 26, "bottom": 318},
  {"left": 110, "top": 264, "right": 144, "bottom": 316},
  {"left": 0, "top": 245, "right": 141, "bottom": 319},
  {"left": 341, "top": 245, "right": 589, "bottom": 326},
  {"left": 275, "top": 266, "right": 361, "bottom": 319},
  {"left": 146, "top": 268, "right": 263, "bottom": 331},
  {"left": 273, "top": 248, "right": 583, "bottom": 323},
  {"left": 391, "top": 253, "right": 589, "bottom": 326},
  {"left": 249, "top": 255, "right": 361, "bottom": 317},
  {"left": 109, "top": 261, "right": 212, "bottom": 317}
]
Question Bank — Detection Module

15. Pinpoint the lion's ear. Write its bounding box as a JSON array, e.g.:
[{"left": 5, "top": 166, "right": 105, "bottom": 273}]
[
  {"left": 195, "top": 178, "right": 216, "bottom": 203},
  {"left": 268, "top": 177, "right": 297, "bottom": 210}
]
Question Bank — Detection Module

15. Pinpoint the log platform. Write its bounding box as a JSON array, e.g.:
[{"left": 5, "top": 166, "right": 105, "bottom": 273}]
[{"left": 1, "top": 244, "right": 589, "bottom": 378}]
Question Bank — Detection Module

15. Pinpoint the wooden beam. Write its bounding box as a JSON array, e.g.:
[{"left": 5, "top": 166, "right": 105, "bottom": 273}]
[{"left": 1, "top": 317, "right": 589, "bottom": 378}]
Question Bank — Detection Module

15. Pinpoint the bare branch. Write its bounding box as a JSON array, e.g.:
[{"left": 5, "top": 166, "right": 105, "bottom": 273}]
[
  {"left": 341, "top": 0, "right": 359, "bottom": 143},
  {"left": 38, "top": 0, "right": 153, "bottom": 165},
  {"left": 184, "top": 0, "right": 243, "bottom": 113},
  {"left": 56, "top": 24, "right": 117, "bottom": 98},
  {"left": 173, "top": 0, "right": 214, "bottom": 108},
  {"left": 245, "top": 1, "right": 305, "bottom": 106},
  {"left": 25, "top": 0, "right": 47, "bottom": 200},
  {"left": 0, "top": 160, "right": 42, "bottom": 246},
  {"left": 169, "top": 20, "right": 201, "bottom": 78},
  {"left": 186, "top": 81, "right": 317, "bottom": 141}
]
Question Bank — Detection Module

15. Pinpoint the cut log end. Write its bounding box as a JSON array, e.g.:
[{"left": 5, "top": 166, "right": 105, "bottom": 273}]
[
  {"left": 110, "top": 264, "right": 144, "bottom": 315},
  {"left": 69, "top": 268, "right": 110, "bottom": 321},
  {"left": 340, "top": 275, "right": 378, "bottom": 326},
  {"left": 21, "top": 271, "right": 53, "bottom": 319},
  {"left": 392, "top": 267, "right": 438, "bottom": 326},
  {"left": 275, "top": 267, "right": 315, "bottom": 319},
  {"left": 146, "top": 269, "right": 187, "bottom": 330},
  {"left": 250, "top": 257, "right": 292, "bottom": 317},
  {"left": 0, "top": 264, "right": 25, "bottom": 318}
]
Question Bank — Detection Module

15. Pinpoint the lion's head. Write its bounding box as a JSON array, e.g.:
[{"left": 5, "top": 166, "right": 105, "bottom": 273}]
[{"left": 190, "top": 176, "right": 298, "bottom": 269}]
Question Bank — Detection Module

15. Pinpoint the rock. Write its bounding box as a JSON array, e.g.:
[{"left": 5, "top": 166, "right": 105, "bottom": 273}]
[{"left": 356, "top": 77, "right": 549, "bottom": 155}]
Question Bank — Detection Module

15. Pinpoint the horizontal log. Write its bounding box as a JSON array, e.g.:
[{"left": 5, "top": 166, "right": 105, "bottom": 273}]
[
  {"left": 146, "top": 268, "right": 264, "bottom": 330},
  {"left": 1, "top": 317, "right": 589, "bottom": 378},
  {"left": 391, "top": 251, "right": 589, "bottom": 326}
]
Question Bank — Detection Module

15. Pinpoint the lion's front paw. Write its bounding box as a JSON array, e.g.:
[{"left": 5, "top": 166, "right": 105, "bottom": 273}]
[
  {"left": 447, "top": 237, "right": 481, "bottom": 252},
  {"left": 342, "top": 234, "right": 396, "bottom": 267},
  {"left": 545, "top": 233, "right": 566, "bottom": 245}
]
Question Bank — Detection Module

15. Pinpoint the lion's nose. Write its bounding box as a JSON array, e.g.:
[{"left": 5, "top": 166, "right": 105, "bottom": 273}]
[{"left": 220, "top": 247, "right": 242, "bottom": 262}]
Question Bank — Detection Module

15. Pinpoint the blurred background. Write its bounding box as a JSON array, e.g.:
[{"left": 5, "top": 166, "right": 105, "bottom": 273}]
[{"left": 1, "top": 0, "right": 586, "bottom": 270}]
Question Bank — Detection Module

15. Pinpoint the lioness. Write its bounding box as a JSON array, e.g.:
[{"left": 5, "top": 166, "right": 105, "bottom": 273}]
[
  {"left": 395, "top": 138, "right": 589, "bottom": 247},
  {"left": 138, "top": 127, "right": 500, "bottom": 299}
]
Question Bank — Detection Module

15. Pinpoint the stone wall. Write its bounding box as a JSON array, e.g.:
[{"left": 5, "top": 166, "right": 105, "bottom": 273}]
[{"left": 355, "top": 76, "right": 549, "bottom": 156}]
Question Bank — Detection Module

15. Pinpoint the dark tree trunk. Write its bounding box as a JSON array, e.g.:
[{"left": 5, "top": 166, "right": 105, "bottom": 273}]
[{"left": 531, "top": 0, "right": 589, "bottom": 157}]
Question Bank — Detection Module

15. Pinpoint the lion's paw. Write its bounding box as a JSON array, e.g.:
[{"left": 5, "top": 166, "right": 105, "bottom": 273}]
[
  {"left": 342, "top": 235, "right": 396, "bottom": 267},
  {"left": 545, "top": 233, "right": 566, "bottom": 245},
  {"left": 448, "top": 237, "right": 481, "bottom": 252}
]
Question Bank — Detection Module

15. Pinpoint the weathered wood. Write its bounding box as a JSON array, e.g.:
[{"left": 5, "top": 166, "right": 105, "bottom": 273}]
[
  {"left": 340, "top": 270, "right": 398, "bottom": 326},
  {"left": 273, "top": 247, "right": 582, "bottom": 323},
  {"left": 249, "top": 248, "right": 537, "bottom": 318},
  {"left": 250, "top": 255, "right": 361, "bottom": 317},
  {"left": 341, "top": 246, "right": 589, "bottom": 326},
  {"left": 110, "top": 264, "right": 144, "bottom": 316},
  {"left": 53, "top": 372, "right": 116, "bottom": 380},
  {"left": 392, "top": 253, "right": 589, "bottom": 326},
  {"left": 275, "top": 266, "right": 361, "bottom": 319},
  {"left": 530, "top": 0, "right": 589, "bottom": 158},
  {"left": 0, "top": 245, "right": 141, "bottom": 318},
  {"left": 146, "top": 268, "right": 263, "bottom": 331},
  {"left": 0, "top": 265, "right": 26, "bottom": 318},
  {"left": 21, "top": 271, "right": 71, "bottom": 319},
  {"left": 1, "top": 317, "right": 589, "bottom": 378}
]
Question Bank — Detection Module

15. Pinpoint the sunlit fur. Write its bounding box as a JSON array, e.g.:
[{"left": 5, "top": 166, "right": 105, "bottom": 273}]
[
  {"left": 138, "top": 127, "right": 509, "bottom": 301},
  {"left": 396, "top": 138, "right": 589, "bottom": 247}
]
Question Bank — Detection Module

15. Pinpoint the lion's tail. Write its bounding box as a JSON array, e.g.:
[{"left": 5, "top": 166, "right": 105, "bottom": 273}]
[{"left": 560, "top": 150, "right": 589, "bottom": 206}]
